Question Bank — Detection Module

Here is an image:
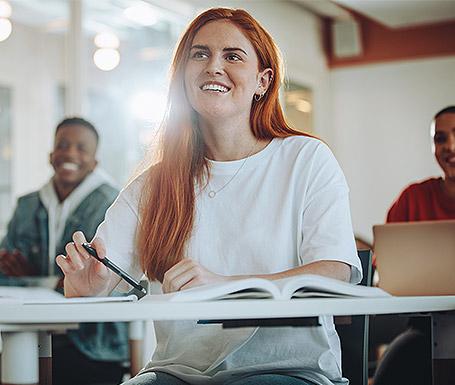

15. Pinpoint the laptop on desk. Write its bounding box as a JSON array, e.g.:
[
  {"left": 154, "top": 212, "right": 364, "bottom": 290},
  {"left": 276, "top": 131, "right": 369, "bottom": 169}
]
[{"left": 373, "top": 220, "right": 455, "bottom": 296}]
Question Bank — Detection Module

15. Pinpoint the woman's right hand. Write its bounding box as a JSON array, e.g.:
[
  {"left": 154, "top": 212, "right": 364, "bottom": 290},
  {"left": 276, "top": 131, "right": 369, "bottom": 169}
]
[{"left": 56, "top": 231, "right": 113, "bottom": 297}]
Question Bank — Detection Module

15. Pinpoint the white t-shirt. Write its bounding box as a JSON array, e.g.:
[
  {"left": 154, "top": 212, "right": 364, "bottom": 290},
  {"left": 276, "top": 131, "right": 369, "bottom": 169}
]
[{"left": 96, "top": 136, "right": 362, "bottom": 385}]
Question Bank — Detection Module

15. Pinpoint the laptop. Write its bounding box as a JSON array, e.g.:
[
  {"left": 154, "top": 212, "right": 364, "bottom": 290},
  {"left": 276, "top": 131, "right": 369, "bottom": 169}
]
[{"left": 373, "top": 220, "right": 455, "bottom": 296}]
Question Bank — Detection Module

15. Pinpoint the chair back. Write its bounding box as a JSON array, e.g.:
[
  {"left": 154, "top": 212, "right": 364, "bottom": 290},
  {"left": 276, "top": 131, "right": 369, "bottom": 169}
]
[
  {"left": 336, "top": 249, "right": 372, "bottom": 385},
  {"left": 358, "top": 249, "right": 373, "bottom": 286}
]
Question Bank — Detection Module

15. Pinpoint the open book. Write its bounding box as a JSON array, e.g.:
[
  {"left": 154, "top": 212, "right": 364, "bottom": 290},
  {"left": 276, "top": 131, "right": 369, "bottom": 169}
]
[
  {"left": 0, "top": 286, "right": 138, "bottom": 305},
  {"left": 148, "top": 274, "right": 390, "bottom": 302}
]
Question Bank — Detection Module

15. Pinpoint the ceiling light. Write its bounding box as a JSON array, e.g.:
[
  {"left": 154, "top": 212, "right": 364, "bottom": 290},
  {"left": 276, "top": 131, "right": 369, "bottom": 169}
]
[
  {"left": 286, "top": 93, "right": 301, "bottom": 103},
  {"left": 0, "top": 1, "right": 12, "bottom": 18},
  {"left": 94, "top": 32, "right": 120, "bottom": 49},
  {"left": 0, "top": 18, "right": 12, "bottom": 42},
  {"left": 124, "top": 4, "right": 158, "bottom": 26},
  {"left": 93, "top": 48, "right": 120, "bottom": 71},
  {"left": 295, "top": 100, "right": 312, "bottom": 113}
]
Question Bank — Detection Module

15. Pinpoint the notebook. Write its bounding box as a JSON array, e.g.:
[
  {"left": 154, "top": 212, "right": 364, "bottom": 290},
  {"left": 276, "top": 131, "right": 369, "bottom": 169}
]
[
  {"left": 0, "top": 286, "right": 138, "bottom": 304},
  {"left": 373, "top": 220, "right": 455, "bottom": 296}
]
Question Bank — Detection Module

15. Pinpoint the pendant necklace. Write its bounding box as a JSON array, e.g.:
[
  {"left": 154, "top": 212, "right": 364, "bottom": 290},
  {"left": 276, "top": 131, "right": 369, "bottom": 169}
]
[{"left": 207, "top": 138, "right": 259, "bottom": 198}]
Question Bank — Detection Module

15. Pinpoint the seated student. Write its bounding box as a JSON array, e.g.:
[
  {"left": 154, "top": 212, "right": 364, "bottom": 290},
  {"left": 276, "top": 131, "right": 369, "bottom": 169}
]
[
  {"left": 57, "top": 8, "right": 362, "bottom": 385},
  {"left": 387, "top": 106, "right": 455, "bottom": 221},
  {"left": 0, "top": 117, "right": 128, "bottom": 385},
  {"left": 373, "top": 106, "right": 455, "bottom": 385}
]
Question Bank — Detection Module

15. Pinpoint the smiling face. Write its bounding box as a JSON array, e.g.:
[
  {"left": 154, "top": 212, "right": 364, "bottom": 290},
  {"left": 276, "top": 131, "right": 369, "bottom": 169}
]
[
  {"left": 184, "top": 20, "right": 271, "bottom": 124},
  {"left": 433, "top": 112, "right": 455, "bottom": 181},
  {"left": 50, "top": 124, "right": 98, "bottom": 191}
]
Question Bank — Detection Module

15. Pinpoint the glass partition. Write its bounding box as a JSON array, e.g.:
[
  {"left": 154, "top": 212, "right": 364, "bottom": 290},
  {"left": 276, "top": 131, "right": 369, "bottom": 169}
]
[
  {"left": 0, "top": 0, "right": 190, "bottom": 235},
  {"left": 0, "top": 0, "right": 69, "bottom": 235},
  {"left": 0, "top": 86, "right": 12, "bottom": 238},
  {"left": 82, "top": 0, "right": 188, "bottom": 184}
]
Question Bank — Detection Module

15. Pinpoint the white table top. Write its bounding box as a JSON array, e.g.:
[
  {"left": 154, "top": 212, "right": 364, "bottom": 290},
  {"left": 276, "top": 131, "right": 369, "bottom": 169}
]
[{"left": 1, "top": 295, "right": 454, "bottom": 324}]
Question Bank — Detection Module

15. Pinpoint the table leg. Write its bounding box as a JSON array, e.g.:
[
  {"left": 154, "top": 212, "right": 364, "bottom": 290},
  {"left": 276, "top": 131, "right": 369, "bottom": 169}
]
[
  {"left": 432, "top": 313, "right": 455, "bottom": 385},
  {"left": 38, "top": 332, "right": 52, "bottom": 385},
  {"left": 1, "top": 331, "right": 38, "bottom": 385},
  {"left": 129, "top": 321, "right": 144, "bottom": 376}
]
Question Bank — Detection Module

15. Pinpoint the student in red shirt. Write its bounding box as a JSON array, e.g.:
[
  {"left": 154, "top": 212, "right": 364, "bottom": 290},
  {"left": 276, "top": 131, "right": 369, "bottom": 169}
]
[{"left": 373, "top": 106, "right": 455, "bottom": 385}]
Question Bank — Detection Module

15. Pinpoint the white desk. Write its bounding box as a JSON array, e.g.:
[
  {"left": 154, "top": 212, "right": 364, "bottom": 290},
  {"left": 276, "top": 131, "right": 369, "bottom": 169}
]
[{"left": 1, "top": 296, "right": 455, "bottom": 385}]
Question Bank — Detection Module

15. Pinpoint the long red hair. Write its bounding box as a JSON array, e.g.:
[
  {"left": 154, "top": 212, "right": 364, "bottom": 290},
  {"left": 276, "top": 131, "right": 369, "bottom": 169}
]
[{"left": 138, "top": 8, "right": 308, "bottom": 282}]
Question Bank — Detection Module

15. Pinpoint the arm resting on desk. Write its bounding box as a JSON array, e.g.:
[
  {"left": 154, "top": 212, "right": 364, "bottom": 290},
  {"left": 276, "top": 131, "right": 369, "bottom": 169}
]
[
  {"left": 162, "top": 259, "right": 351, "bottom": 293},
  {"left": 256, "top": 260, "right": 351, "bottom": 283}
]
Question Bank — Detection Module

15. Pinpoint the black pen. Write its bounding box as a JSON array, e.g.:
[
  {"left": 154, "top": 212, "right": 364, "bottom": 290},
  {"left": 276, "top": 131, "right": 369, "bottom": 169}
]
[{"left": 82, "top": 243, "right": 147, "bottom": 297}]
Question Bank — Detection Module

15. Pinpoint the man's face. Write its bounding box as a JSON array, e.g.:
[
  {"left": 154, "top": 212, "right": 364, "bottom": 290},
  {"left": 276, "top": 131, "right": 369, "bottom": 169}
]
[
  {"left": 433, "top": 113, "right": 455, "bottom": 181},
  {"left": 49, "top": 124, "right": 98, "bottom": 189}
]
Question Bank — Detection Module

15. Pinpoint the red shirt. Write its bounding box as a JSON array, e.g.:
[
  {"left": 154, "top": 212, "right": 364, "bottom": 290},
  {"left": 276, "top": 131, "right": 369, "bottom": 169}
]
[
  {"left": 372, "top": 178, "right": 455, "bottom": 267},
  {"left": 387, "top": 177, "right": 455, "bottom": 222}
]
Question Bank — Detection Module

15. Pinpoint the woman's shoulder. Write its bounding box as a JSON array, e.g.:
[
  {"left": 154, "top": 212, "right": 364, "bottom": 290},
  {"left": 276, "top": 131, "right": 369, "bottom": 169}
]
[
  {"left": 280, "top": 133, "right": 321, "bottom": 146},
  {"left": 118, "top": 170, "right": 150, "bottom": 205},
  {"left": 279, "top": 134, "right": 326, "bottom": 152},
  {"left": 278, "top": 134, "right": 334, "bottom": 163}
]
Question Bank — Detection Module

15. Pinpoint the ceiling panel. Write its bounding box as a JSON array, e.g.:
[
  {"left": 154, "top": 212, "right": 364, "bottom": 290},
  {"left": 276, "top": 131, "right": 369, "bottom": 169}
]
[{"left": 334, "top": 0, "right": 455, "bottom": 28}]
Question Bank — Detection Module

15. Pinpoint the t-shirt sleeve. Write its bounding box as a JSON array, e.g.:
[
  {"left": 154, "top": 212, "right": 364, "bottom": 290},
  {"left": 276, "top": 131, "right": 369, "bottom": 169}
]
[
  {"left": 299, "top": 142, "right": 362, "bottom": 284},
  {"left": 94, "top": 177, "right": 145, "bottom": 293},
  {"left": 387, "top": 188, "right": 411, "bottom": 223}
]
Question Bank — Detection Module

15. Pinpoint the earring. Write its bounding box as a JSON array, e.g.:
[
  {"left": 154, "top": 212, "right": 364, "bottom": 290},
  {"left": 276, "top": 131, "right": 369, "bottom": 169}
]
[{"left": 254, "top": 93, "right": 264, "bottom": 101}]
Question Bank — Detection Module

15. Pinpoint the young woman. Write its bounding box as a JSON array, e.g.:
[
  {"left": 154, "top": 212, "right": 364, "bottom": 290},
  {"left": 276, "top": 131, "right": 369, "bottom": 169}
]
[{"left": 57, "top": 8, "right": 361, "bottom": 385}]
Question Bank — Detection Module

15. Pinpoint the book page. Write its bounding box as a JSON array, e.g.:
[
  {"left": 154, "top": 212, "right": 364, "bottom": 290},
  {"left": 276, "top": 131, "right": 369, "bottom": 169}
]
[
  {"left": 154, "top": 278, "right": 281, "bottom": 302},
  {"left": 274, "top": 274, "right": 391, "bottom": 299}
]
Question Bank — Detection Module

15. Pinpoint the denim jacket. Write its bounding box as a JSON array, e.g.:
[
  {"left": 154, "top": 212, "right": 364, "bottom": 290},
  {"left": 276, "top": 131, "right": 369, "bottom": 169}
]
[{"left": 0, "top": 184, "right": 128, "bottom": 362}]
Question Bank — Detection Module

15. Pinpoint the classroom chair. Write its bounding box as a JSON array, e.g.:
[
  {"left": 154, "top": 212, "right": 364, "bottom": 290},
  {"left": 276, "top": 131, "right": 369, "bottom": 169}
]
[{"left": 335, "top": 249, "right": 373, "bottom": 385}]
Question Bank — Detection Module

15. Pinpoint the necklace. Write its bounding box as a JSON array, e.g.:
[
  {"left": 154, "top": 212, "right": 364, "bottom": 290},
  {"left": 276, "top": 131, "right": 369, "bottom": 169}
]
[{"left": 207, "top": 138, "right": 259, "bottom": 198}]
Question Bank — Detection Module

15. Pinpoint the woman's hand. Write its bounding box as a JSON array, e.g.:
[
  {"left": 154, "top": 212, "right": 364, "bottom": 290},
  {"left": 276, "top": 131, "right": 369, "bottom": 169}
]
[
  {"left": 55, "top": 231, "right": 113, "bottom": 297},
  {"left": 162, "top": 259, "right": 231, "bottom": 294}
]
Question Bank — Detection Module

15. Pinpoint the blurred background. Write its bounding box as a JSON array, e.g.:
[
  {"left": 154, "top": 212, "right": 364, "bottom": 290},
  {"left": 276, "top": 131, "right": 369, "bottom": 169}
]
[{"left": 0, "top": 0, "right": 454, "bottom": 244}]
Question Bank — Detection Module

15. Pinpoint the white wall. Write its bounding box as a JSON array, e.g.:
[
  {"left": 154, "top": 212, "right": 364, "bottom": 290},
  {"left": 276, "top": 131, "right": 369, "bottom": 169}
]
[{"left": 330, "top": 56, "right": 455, "bottom": 242}]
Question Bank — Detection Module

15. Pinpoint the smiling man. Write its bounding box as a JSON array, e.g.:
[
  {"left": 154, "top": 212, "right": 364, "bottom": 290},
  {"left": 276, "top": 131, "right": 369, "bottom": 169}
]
[
  {"left": 50, "top": 117, "right": 99, "bottom": 201},
  {"left": 386, "top": 105, "right": 455, "bottom": 221},
  {"left": 372, "top": 106, "right": 455, "bottom": 385},
  {"left": 0, "top": 117, "right": 128, "bottom": 385}
]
